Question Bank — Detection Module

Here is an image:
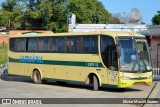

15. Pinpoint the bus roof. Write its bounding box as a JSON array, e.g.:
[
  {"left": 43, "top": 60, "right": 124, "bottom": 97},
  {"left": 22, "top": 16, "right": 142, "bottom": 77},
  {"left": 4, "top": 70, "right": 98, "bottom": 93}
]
[{"left": 10, "top": 31, "right": 145, "bottom": 38}]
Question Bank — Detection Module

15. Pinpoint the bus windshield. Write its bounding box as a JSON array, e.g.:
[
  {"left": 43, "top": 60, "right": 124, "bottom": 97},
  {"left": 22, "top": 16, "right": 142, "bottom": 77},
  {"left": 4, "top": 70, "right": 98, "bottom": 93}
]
[{"left": 118, "top": 37, "right": 152, "bottom": 72}]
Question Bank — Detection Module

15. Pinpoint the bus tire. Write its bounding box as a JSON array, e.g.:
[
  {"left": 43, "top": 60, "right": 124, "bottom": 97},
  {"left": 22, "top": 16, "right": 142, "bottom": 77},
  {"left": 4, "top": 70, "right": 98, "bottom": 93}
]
[
  {"left": 32, "top": 70, "right": 42, "bottom": 84},
  {"left": 93, "top": 75, "right": 99, "bottom": 91}
]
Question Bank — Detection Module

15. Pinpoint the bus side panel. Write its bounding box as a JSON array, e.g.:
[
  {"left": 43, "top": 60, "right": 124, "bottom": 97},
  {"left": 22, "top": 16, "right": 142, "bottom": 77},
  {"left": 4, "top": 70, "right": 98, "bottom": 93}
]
[{"left": 8, "top": 51, "right": 111, "bottom": 86}]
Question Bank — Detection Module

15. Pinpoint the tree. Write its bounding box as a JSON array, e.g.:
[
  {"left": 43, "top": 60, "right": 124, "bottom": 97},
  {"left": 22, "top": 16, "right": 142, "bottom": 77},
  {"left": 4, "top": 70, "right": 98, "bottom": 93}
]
[
  {"left": 152, "top": 11, "right": 160, "bottom": 25},
  {"left": 1, "top": 0, "right": 17, "bottom": 11},
  {"left": 108, "top": 16, "right": 121, "bottom": 24},
  {"left": 0, "top": 0, "right": 111, "bottom": 32},
  {"left": 0, "top": 0, "right": 68, "bottom": 32},
  {"left": 68, "top": 0, "right": 111, "bottom": 24},
  {"left": 19, "top": 0, "right": 67, "bottom": 31},
  {"left": 0, "top": 0, "right": 23, "bottom": 29}
]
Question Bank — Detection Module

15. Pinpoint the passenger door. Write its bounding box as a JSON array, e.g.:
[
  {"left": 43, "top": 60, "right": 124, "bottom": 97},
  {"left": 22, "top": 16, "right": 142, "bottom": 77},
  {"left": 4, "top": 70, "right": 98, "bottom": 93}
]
[{"left": 100, "top": 35, "right": 118, "bottom": 85}]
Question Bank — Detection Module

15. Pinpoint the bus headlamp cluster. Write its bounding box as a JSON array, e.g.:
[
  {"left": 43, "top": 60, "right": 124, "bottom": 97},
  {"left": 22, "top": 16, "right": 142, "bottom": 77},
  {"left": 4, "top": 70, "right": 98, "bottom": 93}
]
[{"left": 121, "top": 75, "right": 152, "bottom": 80}]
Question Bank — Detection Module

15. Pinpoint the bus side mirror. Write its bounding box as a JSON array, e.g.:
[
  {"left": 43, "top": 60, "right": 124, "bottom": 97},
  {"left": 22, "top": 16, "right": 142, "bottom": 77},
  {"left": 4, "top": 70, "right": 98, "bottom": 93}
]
[{"left": 116, "top": 44, "right": 121, "bottom": 58}]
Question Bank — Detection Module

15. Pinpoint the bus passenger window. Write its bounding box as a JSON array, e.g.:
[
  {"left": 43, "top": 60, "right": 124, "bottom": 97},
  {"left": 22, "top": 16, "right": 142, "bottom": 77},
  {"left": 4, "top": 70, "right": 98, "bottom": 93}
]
[
  {"left": 57, "top": 37, "right": 65, "bottom": 52},
  {"left": 77, "top": 37, "right": 81, "bottom": 52},
  {"left": 44, "top": 38, "right": 50, "bottom": 51},
  {"left": 28, "top": 38, "right": 38, "bottom": 51},
  {"left": 38, "top": 38, "right": 44, "bottom": 51},
  {"left": 9, "top": 38, "right": 16, "bottom": 51},
  {"left": 51, "top": 37, "right": 58, "bottom": 51},
  {"left": 38, "top": 37, "right": 50, "bottom": 52},
  {"left": 66, "top": 36, "right": 81, "bottom": 53},
  {"left": 82, "top": 36, "right": 98, "bottom": 53},
  {"left": 83, "top": 36, "right": 90, "bottom": 53},
  {"left": 91, "top": 36, "right": 98, "bottom": 53},
  {"left": 66, "top": 37, "right": 73, "bottom": 52},
  {"left": 16, "top": 38, "right": 26, "bottom": 51}
]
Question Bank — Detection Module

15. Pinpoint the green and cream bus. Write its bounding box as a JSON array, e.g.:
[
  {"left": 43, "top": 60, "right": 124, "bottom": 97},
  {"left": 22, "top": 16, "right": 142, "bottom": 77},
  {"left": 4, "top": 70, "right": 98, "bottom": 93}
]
[{"left": 8, "top": 31, "right": 152, "bottom": 90}]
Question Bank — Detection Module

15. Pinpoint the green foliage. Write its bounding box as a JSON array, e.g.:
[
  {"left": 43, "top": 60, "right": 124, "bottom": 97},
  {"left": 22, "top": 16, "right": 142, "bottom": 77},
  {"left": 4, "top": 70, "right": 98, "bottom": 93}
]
[
  {"left": 152, "top": 11, "right": 160, "bottom": 25},
  {"left": 68, "top": 0, "right": 111, "bottom": 24},
  {"left": 0, "top": 0, "right": 111, "bottom": 32},
  {"left": 0, "top": 44, "right": 8, "bottom": 64},
  {"left": 0, "top": 0, "right": 24, "bottom": 29},
  {"left": 1, "top": 0, "right": 18, "bottom": 11}
]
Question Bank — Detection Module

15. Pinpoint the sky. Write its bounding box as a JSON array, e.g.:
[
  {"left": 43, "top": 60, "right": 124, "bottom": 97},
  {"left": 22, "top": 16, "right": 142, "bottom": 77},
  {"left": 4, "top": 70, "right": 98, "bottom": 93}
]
[
  {"left": 0, "top": 0, "right": 159, "bottom": 25},
  {"left": 99, "top": 0, "right": 160, "bottom": 25}
]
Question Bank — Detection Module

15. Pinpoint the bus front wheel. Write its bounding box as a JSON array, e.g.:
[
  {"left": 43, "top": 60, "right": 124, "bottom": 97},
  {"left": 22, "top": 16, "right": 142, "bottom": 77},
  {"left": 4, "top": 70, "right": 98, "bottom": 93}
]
[
  {"left": 93, "top": 75, "right": 99, "bottom": 91},
  {"left": 32, "top": 70, "right": 42, "bottom": 84}
]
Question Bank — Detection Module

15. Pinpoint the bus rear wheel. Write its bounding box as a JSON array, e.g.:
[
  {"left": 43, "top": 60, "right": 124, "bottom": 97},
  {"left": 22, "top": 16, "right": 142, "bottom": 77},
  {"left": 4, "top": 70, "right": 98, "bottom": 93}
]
[
  {"left": 32, "top": 70, "right": 42, "bottom": 84},
  {"left": 93, "top": 75, "right": 99, "bottom": 91}
]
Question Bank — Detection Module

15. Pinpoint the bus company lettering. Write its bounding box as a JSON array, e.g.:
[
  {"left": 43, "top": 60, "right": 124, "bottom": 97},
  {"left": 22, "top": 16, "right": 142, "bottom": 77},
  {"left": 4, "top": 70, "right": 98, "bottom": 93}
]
[
  {"left": 20, "top": 55, "right": 43, "bottom": 63},
  {"left": 86, "top": 62, "right": 99, "bottom": 67}
]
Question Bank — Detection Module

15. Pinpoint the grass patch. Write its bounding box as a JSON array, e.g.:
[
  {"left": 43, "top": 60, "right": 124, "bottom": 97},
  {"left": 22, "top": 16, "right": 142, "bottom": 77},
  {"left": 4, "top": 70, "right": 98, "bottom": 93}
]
[{"left": 0, "top": 44, "right": 8, "bottom": 64}]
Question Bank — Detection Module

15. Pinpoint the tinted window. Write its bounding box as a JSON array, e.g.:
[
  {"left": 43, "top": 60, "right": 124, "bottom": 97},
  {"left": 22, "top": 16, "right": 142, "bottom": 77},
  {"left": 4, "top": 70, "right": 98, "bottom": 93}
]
[
  {"left": 101, "top": 35, "right": 118, "bottom": 70},
  {"left": 91, "top": 36, "right": 98, "bottom": 52},
  {"left": 51, "top": 37, "right": 65, "bottom": 52},
  {"left": 83, "top": 36, "right": 90, "bottom": 53},
  {"left": 9, "top": 38, "right": 26, "bottom": 52},
  {"left": 28, "top": 38, "right": 38, "bottom": 51},
  {"left": 9, "top": 36, "right": 98, "bottom": 54},
  {"left": 82, "top": 36, "right": 98, "bottom": 53},
  {"left": 17, "top": 38, "right": 26, "bottom": 51},
  {"left": 38, "top": 37, "right": 50, "bottom": 52},
  {"left": 51, "top": 37, "right": 58, "bottom": 51},
  {"left": 66, "top": 37, "right": 81, "bottom": 53},
  {"left": 9, "top": 38, "right": 16, "bottom": 51}
]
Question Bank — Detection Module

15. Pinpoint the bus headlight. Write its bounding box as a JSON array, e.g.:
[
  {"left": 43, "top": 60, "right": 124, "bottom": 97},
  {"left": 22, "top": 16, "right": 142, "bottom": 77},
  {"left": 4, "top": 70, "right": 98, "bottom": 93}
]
[{"left": 121, "top": 76, "right": 130, "bottom": 80}]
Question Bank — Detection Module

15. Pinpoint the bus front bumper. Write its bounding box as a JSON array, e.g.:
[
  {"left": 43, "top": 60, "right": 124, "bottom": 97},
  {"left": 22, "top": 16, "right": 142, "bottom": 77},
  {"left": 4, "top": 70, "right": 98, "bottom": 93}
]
[{"left": 118, "top": 78, "right": 152, "bottom": 88}]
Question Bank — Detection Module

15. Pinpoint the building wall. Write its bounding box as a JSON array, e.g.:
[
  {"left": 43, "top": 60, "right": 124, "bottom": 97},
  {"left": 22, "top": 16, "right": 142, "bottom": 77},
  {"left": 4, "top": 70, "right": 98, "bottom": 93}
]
[
  {"left": 9, "top": 30, "right": 53, "bottom": 35},
  {"left": 150, "top": 38, "right": 157, "bottom": 67},
  {"left": 147, "top": 36, "right": 160, "bottom": 68},
  {"left": 0, "top": 35, "right": 9, "bottom": 44}
]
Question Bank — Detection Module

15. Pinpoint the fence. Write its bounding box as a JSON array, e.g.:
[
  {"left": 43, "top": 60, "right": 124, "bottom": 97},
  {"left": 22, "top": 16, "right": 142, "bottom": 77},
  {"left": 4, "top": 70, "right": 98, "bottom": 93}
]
[{"left": 152, "top": 68, "right": 160, "bottom": 81}]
